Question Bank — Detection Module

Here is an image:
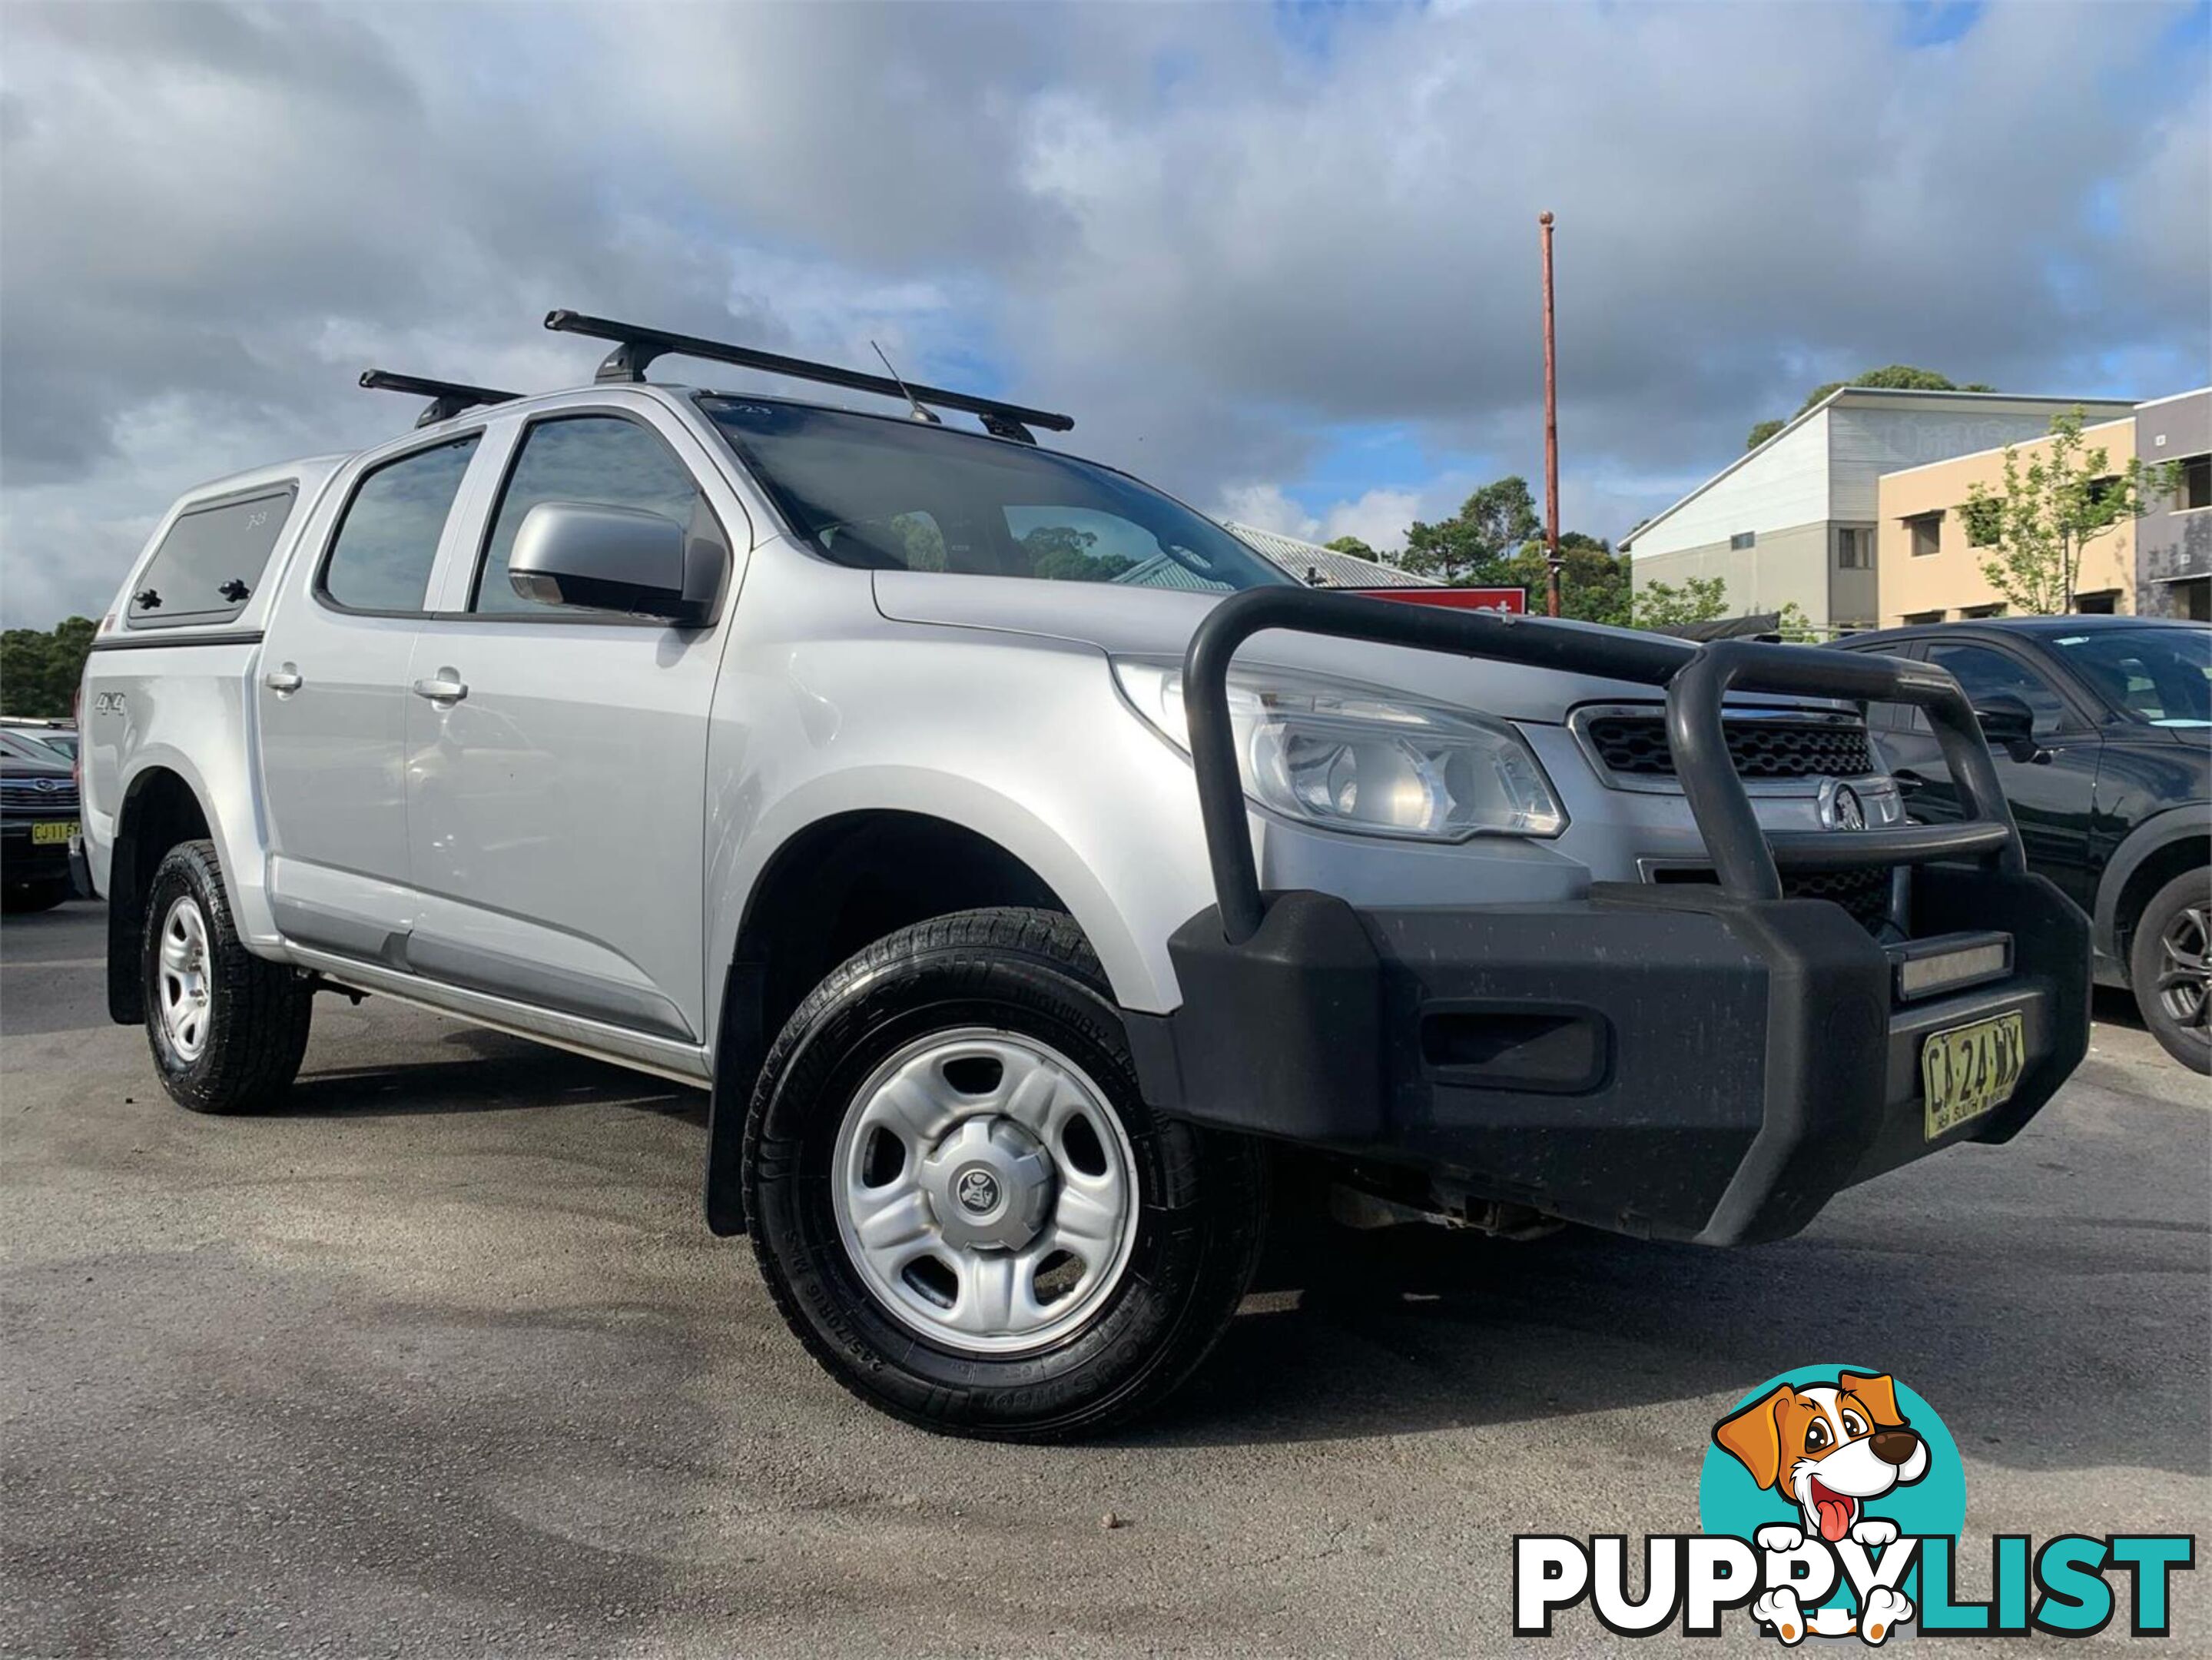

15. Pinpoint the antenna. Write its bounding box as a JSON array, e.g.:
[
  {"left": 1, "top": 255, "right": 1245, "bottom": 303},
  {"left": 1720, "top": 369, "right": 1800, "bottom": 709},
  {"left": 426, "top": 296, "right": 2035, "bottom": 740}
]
[{"left": 871, "top": 341, "right": 942, "bottom": 425}]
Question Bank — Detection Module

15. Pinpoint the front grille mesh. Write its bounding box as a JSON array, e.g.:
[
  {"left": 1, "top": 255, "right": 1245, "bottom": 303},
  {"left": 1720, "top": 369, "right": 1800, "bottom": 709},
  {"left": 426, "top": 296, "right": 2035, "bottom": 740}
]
[
  {"left": 1653, "top": 864, "right": 1895, "bottom": 935},
  {"left": 1781, "top": 866, "right": 1895, "bottom": 934},
  {"left": 1587, "top": 714, "right": 1875, "bottom": 780},
  {"left": 1, "top": 779, "right": 78, "bottom": 813}
]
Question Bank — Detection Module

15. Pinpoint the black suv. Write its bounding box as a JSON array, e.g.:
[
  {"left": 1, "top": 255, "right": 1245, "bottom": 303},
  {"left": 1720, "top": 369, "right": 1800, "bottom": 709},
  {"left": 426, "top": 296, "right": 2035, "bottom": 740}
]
[{"left": 1839, "top": 616, "right": 2209, "bottom": 1071}]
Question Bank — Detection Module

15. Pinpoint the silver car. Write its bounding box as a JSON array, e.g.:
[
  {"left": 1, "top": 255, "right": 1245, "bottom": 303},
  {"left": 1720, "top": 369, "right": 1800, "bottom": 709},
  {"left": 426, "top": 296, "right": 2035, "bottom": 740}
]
[{"left": 76, "top": 312, "right": 2089, "bottom": 1438}]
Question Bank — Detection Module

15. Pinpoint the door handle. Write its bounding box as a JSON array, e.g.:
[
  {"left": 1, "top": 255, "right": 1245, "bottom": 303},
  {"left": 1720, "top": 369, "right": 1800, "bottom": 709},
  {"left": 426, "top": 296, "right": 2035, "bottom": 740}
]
[
  {"left": 1893, "top": 769, "right": 1926, "bottom": 795},
  {"left": 411, "top": 671, "right": 468, "bottom": 705},
  {"left": 264, "top": 664, "right": 303, "bottom": 695}
]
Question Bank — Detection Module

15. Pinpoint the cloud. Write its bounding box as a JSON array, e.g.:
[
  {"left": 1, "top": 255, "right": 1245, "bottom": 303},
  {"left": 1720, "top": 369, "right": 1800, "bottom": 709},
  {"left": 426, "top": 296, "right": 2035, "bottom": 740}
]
[
  {"left": 1215, "top": 483, "right": 1448, "bottom": 556},
  {"left": 1, "top": 0, "right": 2204, "bottom": 625}
]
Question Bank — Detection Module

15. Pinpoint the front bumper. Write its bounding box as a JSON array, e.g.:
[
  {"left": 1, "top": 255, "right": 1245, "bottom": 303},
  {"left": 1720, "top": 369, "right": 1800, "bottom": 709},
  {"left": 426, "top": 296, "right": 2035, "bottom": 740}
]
[
  {"left": 1137, "top": 590, "right": 2094, "bottom": 1248},
  {"left": 1, "top": 820, "right": 76, "bottom": 886},
  {"left": 1129, "top": 862, "right": 2088, "bottom": 1246}
]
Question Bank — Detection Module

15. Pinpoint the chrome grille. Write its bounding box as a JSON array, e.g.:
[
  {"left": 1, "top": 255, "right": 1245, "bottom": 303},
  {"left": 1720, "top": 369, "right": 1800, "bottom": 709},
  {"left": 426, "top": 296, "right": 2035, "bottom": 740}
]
[
  {"left": 0, "top": 778, "right": 78, "bottom": 813},
  {"left": 1584, "top": 713, "right": 1875, "bottom": 781}
]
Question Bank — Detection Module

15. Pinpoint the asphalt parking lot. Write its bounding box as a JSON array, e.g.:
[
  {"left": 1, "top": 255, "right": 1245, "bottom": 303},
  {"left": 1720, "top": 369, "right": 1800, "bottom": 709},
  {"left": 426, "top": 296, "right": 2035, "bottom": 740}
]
[{"left": 3, "top": 898, "right": 2206, "bottom": 1657}]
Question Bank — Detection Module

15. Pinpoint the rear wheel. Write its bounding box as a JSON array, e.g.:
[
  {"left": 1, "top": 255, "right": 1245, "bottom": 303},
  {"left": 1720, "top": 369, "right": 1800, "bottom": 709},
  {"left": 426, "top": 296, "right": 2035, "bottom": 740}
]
[
  {"left": 745, "top": 907, "right": 1265, "bottom": 1440},
  {"left": 2130, "top": 869, "right": 2210, "bottom": 1074},
  {"left": 142, "top": 840, "right": 314, "bottom": 1113}
]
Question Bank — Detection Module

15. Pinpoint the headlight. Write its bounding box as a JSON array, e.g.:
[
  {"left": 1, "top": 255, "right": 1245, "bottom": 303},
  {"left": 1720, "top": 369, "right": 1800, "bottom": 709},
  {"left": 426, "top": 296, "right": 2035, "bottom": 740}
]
[{"left": 1113, "top": 659, "right": 1566, "bottom": 842}]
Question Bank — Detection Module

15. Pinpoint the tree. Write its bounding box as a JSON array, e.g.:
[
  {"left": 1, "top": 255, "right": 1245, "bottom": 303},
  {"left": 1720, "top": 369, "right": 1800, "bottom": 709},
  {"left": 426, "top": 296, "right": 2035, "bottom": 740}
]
[
  {"left": 1495, "top": 532, "right": 1632, "bottom": 627},
  {"left": 1961, "top": 407, "right": 2179, "bottom": 616},
  {"left": 1633, "top": 576, "right": 1729, "bottom": 629},
  {"left": 1399, "top": 476, "right": 1539, "bottom": 585},
  {"left": 1323, "top": 535, "right": 1379, "bottom": 562},
  {"left": 1746, "top": 365, "right": 1995, "bottom": 450},
  {"left": 0, "top": 616, "right": 98, "bottom": 718},
  {"left": 1773, "top": 600, "right": 1818, "bottom": 643},
  {"left": 1019, "top": 523, "right": 1134, "bottom": 583}
]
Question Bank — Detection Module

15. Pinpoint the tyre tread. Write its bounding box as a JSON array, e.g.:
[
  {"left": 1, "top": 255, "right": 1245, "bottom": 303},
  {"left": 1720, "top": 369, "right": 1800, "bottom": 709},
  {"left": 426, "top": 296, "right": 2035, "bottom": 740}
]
[
  {"left": 743, "top": 906, "right": 1264, "bottom": 1441},
  {"left": 144, "top": 840, "right": 313, "bottom": 1114}
]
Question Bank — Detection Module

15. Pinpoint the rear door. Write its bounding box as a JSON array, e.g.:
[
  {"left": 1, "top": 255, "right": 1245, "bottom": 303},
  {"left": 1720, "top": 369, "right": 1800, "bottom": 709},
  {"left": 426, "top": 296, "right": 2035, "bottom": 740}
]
[
  {"left": 400, "top": 401, "right": 745, "bottom": 1042},
  {"left": 259, "top": 432, "right": 486, "bottom": 958}
]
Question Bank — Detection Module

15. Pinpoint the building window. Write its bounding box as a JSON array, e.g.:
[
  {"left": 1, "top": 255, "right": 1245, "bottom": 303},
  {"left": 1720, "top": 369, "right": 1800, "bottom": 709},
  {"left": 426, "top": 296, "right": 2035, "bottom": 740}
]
[
  {"left": 1961, "top": 603, "right": 2005, "bottom": 619},
  {"left": 1836, "top": 528, "right": 1872, "bottom": 569},
  {"left": 1961, "top": 498, "right": 2002, "bottom": 547},
  {"left": 1729, "top": 531, "right": 1756, "bottom": 551},
  {"left": 1905, "top": 512, "right": 1943, "bottom": 558},
  {"left": 1902, "top": 609, "right": 1945, "bottom": 625},
  {"left": 2178, "top": 454, "right": 2211, "bottom": 512},
  {"left": 2073, "top": 589, "right": 2120, "bottom": 615},
  {"left": 2175, "top": 577, "right": 2210, "bottom": 620}
]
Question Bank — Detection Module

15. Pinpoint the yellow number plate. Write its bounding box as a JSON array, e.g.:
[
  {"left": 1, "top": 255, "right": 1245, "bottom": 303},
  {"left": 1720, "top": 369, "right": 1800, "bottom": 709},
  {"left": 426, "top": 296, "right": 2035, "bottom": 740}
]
[
  {"left": 1921, "top": 1011, "right": 2025, "bottom": 1140},
  {"left": 29, "top": 821, "right": 77, "bottom": 847}
]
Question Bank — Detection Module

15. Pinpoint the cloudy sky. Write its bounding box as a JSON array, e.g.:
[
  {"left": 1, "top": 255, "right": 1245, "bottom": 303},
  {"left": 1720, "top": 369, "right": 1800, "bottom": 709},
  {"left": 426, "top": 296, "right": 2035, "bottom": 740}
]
[{"left": 2, "top": 0, "right": 2206, "bottom": 627}]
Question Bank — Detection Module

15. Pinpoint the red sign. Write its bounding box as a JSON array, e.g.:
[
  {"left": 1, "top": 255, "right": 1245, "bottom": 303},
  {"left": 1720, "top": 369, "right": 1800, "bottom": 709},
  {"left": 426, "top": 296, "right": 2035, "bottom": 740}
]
[{"left": 1350, "top": 586, "right": 1527, "bottom": 614}]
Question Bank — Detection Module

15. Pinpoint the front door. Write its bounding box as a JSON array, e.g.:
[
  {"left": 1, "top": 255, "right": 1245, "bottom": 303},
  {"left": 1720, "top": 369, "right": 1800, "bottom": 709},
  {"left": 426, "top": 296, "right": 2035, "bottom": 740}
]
[
  {"left": 1872, "top": 637, "right": 2104, "bottom": 911},
  {"left": 260, "top": 433, "right": 482, "bottom": 959},
  {"left": 403, "top": 409, "right": 738, "bottom": 1042}
]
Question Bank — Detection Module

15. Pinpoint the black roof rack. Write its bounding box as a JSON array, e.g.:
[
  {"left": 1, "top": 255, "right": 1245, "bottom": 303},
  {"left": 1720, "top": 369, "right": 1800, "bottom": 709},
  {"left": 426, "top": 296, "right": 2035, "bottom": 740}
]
[
  {"left": 543, "top": 309, "right": 1073, "bottom": 443},
  {"left": 360, "top": 370, "right": 522, "bottom": 429}
]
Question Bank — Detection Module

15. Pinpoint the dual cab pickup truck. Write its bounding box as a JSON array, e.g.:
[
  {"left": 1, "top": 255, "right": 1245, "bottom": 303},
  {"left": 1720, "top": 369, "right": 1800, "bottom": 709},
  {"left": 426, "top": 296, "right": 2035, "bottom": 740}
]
[{"left": 78, "top": 314, "right": 2090, "bottom": 1439}]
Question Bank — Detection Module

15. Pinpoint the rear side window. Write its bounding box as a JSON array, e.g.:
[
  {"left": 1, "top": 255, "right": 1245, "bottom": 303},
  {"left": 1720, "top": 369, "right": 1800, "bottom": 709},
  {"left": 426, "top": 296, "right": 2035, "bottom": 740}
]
[
  {"left": 320, "top": 437, "right": 479, "bottom": 613},
  {"left": 473, "top": 416, "right": 705, "bottom": 614},
  {"left": 127, "top": 486, "right": 297, "bottom": 628}
]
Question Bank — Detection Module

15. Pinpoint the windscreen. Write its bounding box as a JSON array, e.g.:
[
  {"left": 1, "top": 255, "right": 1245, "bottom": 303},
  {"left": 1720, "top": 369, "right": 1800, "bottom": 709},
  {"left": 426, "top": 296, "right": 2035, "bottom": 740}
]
[
  {"left": 128, "top": 486, "right": 296, "bottom": 627},
  {"left": 2048, "top": 625, "right": 2211, "bottom": 727},
  {"left": 700, "top": 398, "right": 1293, "bottom": 593}
]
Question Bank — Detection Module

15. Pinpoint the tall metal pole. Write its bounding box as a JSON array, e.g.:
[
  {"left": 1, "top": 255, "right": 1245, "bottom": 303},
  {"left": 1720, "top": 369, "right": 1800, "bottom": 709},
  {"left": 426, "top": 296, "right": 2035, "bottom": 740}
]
[{"left": 1540, "top": 211, "right": 1561, "bottom": 618}]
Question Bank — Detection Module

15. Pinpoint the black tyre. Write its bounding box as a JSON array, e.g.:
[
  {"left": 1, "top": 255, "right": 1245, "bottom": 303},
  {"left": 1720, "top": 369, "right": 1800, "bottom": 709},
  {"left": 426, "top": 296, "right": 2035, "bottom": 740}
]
[
  {"left": 141, "top": 840, "right": 314, "bottom": 1113},
  {"left": 2, "top": 878, "right": 69, "bottom": 914},
  {"left": 2130, "top": 868, "right": 2210, "bottom": 1074},
  {"left": 744, "top": 907, "right": 1265, "bottom": 1440}
]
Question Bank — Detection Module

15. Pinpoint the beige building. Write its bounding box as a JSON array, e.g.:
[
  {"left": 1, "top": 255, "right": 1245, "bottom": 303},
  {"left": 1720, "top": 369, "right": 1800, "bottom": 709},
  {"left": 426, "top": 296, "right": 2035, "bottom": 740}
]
[
  {"left": 1875, "top": 417, "right": 2137, "bottom": 626},
  {"left": 1623, "top": 388, "right": 2134, "bottom": 633}
]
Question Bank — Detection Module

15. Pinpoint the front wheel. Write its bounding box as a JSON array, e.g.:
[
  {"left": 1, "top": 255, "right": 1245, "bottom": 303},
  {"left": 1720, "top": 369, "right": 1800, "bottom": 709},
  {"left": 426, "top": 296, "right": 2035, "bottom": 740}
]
[
  {"left": 2131, "top": 869, "right": 2210, "bottom": 1074},
  {"left": 142, "top": 840, "right": 314, "bottom": 1112},
  {"left": 744, "top": 908, "right": 1265, "bottom": 1440}
]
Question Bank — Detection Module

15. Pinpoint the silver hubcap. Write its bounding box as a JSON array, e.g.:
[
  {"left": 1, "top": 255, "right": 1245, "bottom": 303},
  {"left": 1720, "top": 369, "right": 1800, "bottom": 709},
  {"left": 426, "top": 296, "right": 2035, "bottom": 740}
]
[
  {"left": 2156, "top": 904, "right": 2209, "bottom": 1036},
  {"left": 831, "top": 1028, "right": 1140, "bottom": 1355},
  {"left": 157, "top": 895, "right": 214, "bottom": 1062}
]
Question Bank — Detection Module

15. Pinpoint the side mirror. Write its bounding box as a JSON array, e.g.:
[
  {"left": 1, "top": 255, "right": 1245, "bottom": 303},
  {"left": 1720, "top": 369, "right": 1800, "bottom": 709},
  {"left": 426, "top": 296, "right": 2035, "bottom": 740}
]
[
  {"left": 508, "top": 501, "right": 724, "bottom": 624},
  {"left": 1972, "top": 693, "right": 2041, "bottom": 762}
]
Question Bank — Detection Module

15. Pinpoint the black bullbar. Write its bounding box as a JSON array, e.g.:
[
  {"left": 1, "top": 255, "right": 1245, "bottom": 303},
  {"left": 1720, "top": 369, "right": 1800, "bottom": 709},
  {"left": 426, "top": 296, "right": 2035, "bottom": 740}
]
[{"left": 1124, "top": 589, "right": 2091, "bottom": 1248}]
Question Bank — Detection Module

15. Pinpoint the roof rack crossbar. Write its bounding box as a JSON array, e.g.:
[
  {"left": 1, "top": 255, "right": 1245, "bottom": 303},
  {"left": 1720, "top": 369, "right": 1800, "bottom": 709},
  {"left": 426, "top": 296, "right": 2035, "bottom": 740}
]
[
  {"left": 542, "top": 310, "right": 1073, "bottom": 437},
  {"left": 359, "top": 370, "right": 523, "bottom": 429}
]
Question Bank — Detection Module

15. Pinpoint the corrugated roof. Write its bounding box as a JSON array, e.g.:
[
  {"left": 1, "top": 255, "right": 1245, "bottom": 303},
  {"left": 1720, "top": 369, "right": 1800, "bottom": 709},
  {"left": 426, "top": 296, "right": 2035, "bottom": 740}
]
[
  {"left": 1111, "top": 553, "right": 1222, "bottom": 593},
  {"left": 1222, "top": 521, "right": 1427, "bottom": 587}
]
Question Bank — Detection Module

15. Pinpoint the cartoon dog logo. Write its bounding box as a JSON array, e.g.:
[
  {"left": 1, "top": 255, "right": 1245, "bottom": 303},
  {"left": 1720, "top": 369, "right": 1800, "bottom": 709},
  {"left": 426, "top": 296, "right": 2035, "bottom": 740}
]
[{"left": 1713, "top": 1371, "right": 1929, "bottom": 1643}]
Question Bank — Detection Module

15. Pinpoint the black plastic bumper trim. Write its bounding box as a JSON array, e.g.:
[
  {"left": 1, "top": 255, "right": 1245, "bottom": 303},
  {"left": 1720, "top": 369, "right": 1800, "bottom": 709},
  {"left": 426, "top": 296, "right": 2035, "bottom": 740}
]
[{"left": 1136, "top": 865, "right": 2088, "bottom": 1247}]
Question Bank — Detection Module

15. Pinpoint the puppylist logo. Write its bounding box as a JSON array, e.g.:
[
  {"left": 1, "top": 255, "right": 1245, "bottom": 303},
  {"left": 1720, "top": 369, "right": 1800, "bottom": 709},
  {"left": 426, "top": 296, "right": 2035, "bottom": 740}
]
[{"left": 1515, "top": 1365, "right": 2195, "bottom": 1645}]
